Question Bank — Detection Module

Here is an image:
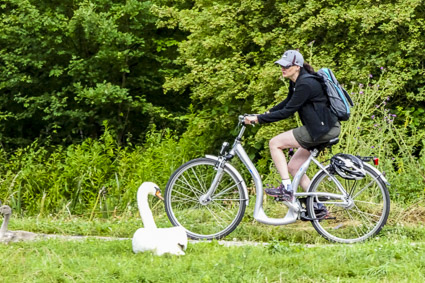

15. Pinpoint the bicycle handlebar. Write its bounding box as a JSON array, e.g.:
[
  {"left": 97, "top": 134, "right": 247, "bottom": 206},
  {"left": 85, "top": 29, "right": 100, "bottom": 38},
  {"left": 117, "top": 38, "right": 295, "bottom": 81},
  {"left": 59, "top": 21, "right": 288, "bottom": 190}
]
[{"left": 239, "top": 114, "right": 258, "bottom": 126}]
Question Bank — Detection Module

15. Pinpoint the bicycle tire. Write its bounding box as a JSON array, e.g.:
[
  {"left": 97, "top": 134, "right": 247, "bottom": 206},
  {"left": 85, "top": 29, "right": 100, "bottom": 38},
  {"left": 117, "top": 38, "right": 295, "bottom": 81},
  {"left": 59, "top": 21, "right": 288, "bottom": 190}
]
[
  {"left": 164, "top": 158, "right": 247, "bottom": 240},
  {"left": 307, "top": 163, "right": 390, "bottom": 243}
]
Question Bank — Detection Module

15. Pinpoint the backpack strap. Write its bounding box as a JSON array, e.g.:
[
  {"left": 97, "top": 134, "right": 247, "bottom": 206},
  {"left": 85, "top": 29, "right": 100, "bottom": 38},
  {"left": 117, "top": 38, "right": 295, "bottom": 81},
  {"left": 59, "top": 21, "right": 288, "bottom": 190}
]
[{"left": 297, "top": 73, "right": 328, "bottom": 99}]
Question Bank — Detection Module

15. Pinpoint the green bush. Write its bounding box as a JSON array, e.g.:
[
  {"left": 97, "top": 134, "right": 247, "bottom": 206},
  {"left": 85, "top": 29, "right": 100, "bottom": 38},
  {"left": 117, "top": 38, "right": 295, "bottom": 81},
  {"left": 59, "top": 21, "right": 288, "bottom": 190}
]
[
  {"left": 0, "top": 0, "right": 186, "bottom": 147},
  {"left": 0, "top": 123, "right": 207, "bottom": 216}
]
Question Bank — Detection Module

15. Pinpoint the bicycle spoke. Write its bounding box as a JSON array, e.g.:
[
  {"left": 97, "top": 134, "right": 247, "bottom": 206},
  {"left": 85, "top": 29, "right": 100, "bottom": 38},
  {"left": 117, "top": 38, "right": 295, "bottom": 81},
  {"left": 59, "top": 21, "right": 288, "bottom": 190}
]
[
  {"left": 351, "top": 179, "right": 376, "bottom": 199},
  {"left": 170, "top": 191, "right": 199, "bottom": 204},
  {"left": 345, "top": 209, "right": 361, "bottom": 238},
  {"left": 352, "top": 204, "right": 382, "bottom": 221},
  {"left": 208, "top": 201, "right": 236, "bottom": 219},
  {"left": 349, "top": 208, "right": 373, "bottom": 231},
  {"left": 353, "top": 199, "right": 381, "bottom": 206},
  {"left": 347, "top": 179, "right": 357, "bottom": 196},
  {"left": 211, "top": 181, "right": 241, "bottom": 199},
  {"left": 190, "top": 167, "right": 207, "bottom": 191},
  {"left": 212, "top": 198, "right": 245, "bottom": 201},
  {"left": 176, "top": 175, "right": 203, "bottom": 197},
  {"left": 185, "top": 169, "right": 207, "bottom": 195},
  {"left": 204, "top": 204, "right": 227, "bottom": 227},
  {"left": 172, "top": 184, "right": 201, "bottom": 200}
]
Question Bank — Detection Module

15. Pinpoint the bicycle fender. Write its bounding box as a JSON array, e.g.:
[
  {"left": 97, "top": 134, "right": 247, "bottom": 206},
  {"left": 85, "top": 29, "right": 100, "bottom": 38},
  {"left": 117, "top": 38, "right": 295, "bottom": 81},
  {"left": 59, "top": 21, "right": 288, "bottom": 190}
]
[
  {"left": 205, "top": 155, "right": 249, "bottom": 205},
  {"left": 363, "top": 162, "right": 390, "bottom": 186}
]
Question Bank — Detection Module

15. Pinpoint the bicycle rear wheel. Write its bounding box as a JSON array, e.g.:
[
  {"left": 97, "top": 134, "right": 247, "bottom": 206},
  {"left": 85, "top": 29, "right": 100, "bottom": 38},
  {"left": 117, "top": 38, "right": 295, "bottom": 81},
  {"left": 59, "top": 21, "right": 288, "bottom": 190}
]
[
  {"left": 164, "top": 158, "right": 247, "bottom": 240},
  {"left": 307, "top": 164, "right": 390, "bottom": 243}
]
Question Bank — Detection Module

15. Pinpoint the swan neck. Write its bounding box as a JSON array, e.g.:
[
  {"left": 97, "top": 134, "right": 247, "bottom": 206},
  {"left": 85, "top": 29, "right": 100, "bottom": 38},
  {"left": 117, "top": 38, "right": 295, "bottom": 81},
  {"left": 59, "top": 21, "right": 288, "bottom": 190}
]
[
  {"left": 137, "top": 188, "right": 157, "bottom": 229},
  {"left": 0, "top": 214, "right": 9, "bottom": 237}
]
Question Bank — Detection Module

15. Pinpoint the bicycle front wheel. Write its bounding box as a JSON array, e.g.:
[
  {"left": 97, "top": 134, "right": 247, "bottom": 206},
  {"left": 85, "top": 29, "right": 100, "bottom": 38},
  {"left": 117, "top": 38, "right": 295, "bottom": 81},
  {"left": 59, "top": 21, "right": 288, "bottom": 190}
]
[
  {"left": 307, "top": 164, "right": 390, "bottom": 243},
  {"left": 164, "top": 158, "right": 247, "bottom": 240}
]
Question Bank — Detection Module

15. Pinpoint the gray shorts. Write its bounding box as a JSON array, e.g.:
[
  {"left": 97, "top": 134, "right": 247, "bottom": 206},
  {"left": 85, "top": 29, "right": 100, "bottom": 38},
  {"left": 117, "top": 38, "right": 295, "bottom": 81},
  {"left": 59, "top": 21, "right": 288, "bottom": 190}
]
[{"left": 293, "top": 122, "right": 341, "bottom": 149}]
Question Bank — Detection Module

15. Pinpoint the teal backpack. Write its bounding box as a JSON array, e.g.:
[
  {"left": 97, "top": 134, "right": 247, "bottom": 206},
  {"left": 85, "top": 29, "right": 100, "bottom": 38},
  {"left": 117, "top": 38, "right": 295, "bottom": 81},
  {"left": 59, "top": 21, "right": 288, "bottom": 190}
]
[{"left": 316, "top": 68, "right": 354, "bottom": 121}]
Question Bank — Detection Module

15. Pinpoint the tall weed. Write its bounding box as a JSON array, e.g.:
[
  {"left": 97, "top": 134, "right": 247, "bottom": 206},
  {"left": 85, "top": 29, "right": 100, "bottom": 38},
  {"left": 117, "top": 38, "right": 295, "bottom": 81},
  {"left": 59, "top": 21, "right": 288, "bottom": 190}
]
[
  {"left": 0, "top": 124, "right": 205, "bottom": 217},
  {"left": 334, "top": 70, "right": 425, "bottom": 201}
]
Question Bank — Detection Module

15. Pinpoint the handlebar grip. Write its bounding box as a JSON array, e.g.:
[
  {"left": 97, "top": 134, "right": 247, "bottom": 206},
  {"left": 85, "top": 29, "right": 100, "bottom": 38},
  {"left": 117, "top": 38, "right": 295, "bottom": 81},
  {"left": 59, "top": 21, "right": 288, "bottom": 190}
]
[
  {"left": 246, "top": 114, "right": 258, "bottom": 125},
  {"left": 239, "top": 114, "right": 258, "bottom": 126}
]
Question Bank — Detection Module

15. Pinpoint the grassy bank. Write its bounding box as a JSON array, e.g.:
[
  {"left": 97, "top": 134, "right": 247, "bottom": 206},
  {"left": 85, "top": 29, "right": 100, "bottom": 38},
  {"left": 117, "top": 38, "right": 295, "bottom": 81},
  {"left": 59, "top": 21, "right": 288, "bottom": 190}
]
[{"left": 0, "top": 237, "right": 424, "bottom": 282}]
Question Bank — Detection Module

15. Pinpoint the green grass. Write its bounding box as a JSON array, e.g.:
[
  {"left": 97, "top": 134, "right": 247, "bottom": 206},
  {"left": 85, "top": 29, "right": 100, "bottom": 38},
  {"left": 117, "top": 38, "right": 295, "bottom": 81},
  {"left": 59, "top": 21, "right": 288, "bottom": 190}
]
[
  {"left": 2, "top": 199, "right": 425, "bottom": 282},
  {"left": 0, "top": 238, "right": 424, "bottom": 282}
]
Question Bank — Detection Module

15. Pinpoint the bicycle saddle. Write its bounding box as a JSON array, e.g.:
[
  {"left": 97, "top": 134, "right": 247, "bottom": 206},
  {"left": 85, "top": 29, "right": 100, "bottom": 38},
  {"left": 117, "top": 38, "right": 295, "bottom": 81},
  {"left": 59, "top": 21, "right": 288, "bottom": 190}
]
[{"left": 309, "top": 138, "right": 339, "bottom": 151}]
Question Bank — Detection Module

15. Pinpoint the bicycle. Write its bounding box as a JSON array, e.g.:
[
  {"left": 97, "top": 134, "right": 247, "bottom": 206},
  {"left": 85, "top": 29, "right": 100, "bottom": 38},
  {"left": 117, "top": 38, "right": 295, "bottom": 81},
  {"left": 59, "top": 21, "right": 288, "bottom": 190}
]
[{"left": 164, "top": 115, "right": 390, "bottom": 243}]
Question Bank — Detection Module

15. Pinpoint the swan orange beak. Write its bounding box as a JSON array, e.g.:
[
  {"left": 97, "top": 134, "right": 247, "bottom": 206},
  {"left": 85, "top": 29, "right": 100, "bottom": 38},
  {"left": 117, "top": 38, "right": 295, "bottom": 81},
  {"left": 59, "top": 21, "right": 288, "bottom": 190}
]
[{"left": 155, "top": 189, "right": 164, "bottom": 201}]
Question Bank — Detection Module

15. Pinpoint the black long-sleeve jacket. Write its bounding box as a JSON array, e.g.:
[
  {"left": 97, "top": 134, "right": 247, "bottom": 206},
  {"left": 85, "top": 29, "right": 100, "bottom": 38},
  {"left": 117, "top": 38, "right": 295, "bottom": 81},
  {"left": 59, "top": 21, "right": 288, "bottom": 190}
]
[{"left": 257, "top": 68, "right": 337, "bottom": 141}]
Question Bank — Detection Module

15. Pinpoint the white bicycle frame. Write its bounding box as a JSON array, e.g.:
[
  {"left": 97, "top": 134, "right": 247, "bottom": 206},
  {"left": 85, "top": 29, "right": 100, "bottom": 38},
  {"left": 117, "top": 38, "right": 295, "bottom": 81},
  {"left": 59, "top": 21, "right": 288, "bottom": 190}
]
[{"left": 202, "top": 116, "right": 352, "bottom": 226}]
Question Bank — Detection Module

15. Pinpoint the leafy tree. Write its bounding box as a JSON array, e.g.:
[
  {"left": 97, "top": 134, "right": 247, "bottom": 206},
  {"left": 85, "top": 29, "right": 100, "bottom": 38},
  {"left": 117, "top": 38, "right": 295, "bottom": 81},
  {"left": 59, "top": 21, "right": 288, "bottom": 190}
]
[
  {"left": 156, "top": 0, "right": 425, "bottom": 155},
  {"left": 0, "top": 0, "right": 188, "bottom": 148}
]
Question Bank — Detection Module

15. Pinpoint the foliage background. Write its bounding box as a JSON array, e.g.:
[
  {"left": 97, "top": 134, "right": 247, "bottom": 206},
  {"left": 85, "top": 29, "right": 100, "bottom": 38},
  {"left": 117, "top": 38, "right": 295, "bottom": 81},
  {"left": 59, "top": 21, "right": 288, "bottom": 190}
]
[{"left": 0, "top": 0, "right": 424, "bottom": 215}]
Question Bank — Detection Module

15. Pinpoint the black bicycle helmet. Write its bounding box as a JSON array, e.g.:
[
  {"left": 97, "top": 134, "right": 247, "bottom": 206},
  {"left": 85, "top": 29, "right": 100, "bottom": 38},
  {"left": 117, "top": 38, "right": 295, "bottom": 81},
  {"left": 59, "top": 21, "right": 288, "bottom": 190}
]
[{"left": 330, "top": 153, "right": 366, "bottom": 180}]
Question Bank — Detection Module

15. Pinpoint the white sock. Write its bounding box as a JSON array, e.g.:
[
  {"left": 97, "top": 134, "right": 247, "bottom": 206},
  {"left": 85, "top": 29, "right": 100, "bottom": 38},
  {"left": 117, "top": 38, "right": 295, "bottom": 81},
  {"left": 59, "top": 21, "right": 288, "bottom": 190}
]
[{"left": 281, "top": 179, "right": 292, "bottom": 191}]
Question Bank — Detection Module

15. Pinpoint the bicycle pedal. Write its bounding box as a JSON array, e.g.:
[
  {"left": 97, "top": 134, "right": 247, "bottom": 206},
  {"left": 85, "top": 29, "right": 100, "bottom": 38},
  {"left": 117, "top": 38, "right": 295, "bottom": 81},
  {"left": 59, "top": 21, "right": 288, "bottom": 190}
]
[
  {"left": 300, "top": 211, "right": 336, "bottom": 221},
  {"left": 274, "top": 196, "right": 286, "bottom": 202},
  {"left": 317, "top": 216, "right": 336, "bottom": 222},
  {"left": 300, "top": 212, "right": 311, "bottom": 221}
]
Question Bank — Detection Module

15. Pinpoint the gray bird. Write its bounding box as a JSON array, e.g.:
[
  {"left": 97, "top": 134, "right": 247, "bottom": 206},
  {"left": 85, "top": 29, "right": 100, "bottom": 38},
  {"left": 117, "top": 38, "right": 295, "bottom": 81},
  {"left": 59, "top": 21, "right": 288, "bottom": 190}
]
[{"left": 0, "top": 204, "right": 38, "bottom": 243}]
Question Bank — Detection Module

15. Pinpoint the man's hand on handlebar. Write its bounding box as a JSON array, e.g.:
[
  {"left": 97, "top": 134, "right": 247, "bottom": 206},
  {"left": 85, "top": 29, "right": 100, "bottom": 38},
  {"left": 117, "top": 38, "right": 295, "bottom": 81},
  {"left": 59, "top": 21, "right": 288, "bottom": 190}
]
[{"left": 244, "top": 115, "right": 258, "bottom": 125}]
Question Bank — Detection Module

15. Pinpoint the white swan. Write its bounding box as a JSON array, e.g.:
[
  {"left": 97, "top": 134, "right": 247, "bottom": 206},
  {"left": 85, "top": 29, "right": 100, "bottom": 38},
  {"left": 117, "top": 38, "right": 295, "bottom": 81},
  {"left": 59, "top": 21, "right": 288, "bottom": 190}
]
[
  {"left": 132, "top": 182, "right": 188, "bottom": 256},
  {"left": 0, "top": 204, "right": 38, "bottom": 243}
]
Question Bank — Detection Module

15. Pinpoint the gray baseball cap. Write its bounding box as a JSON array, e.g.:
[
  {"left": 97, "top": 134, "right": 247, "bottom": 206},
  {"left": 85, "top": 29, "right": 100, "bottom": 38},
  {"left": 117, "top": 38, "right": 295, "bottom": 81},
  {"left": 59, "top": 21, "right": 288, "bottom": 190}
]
[{"left": 274, "top": 50, "right": 304, "bottom": 67}]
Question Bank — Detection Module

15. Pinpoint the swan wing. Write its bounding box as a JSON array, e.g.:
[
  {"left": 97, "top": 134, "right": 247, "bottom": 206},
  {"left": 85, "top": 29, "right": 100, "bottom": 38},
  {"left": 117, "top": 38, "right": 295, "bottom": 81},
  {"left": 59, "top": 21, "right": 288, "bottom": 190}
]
[
  {"left": 132, "top": 228, "right": 160, "bottom": 254},
  {"left": 171, "top": 226, "right": 188, "bottom": 251},
  {"left": 132, "top": 228, "right": 187, "bottom": 256},
  {"left": 155, "top": 227, "right": 188, "bottom": 255}
]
